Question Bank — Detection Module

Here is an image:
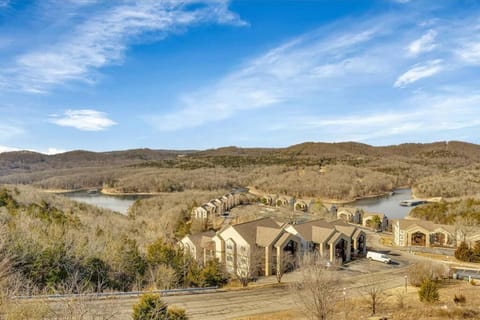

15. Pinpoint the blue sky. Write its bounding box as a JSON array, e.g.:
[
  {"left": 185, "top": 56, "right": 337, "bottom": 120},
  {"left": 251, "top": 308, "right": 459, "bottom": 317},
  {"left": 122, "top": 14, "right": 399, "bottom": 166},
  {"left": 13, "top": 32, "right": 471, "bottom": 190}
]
[{"left": 1, "top": 0, "right": 480, "bottom": 153}]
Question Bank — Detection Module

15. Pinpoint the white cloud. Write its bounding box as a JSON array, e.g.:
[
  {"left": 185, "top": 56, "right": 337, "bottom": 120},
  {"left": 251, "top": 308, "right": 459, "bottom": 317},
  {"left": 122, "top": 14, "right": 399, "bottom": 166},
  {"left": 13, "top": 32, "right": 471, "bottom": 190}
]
[
  {"left": 0, "top": 0, "right": 8, "bottom": 8},
  {"left": 0, "top": 145, "right": 20, "bottom": 153},
  {"left": 456, "top": 41, "right": 480, "bottom": 65},
  {"left": 2, "top": 1, "right": 246, "bottom": 93},
  {"left": 294, "top": 93, "right": 480, "bottom": 143},
  {"left": 46, "top": 147, "right": 67, "bottom": 155},
  {"left": 149, "top": 19, "right": 392, "bottom": 131},
  {"left": 408, "top": 29, "right": 437, "bottom": 56},
  {"left": 50, "top": 109, "right": 116, "bottom": 131},
  {"left": 0, "top": 123, "right": 25, "bottom": 141},
  {"left": 0, "top": 145, "right": 67, "bottom": 154},
  {"left": 394, "top": 59, "right": 443, "bottom": 87}
]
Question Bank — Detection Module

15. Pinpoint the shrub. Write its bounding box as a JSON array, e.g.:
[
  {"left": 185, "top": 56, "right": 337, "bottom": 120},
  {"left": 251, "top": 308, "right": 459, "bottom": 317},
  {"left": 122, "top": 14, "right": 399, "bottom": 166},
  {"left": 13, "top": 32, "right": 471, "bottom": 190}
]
[
  {"left": 132, "top": 294, "right": 167, "bottom": 320},
  {"left": 132, "top": 294, "right": 188, "bottom": 320},
  {"left": 167, "top": 306, "right": 188, "bottom": 320},
  {"left": 408, "top": 262, "right": 447, "bottom": 287},
  {"left": 199, "top": 259, "right": 228, "bottom": 287},
  {"left": 455, "top": 242, "right": 474, "bottom": 262},
  {"left": 453, "top": 294, "right": 466, "bottom": 305},
  {"left": 418, "top": 279, "right": 439, "bottom": 303}
]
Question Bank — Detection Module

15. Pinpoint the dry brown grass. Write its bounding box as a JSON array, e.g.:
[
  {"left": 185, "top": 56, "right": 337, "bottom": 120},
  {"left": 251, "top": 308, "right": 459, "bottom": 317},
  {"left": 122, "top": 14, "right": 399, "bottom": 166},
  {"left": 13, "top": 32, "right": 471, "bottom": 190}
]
[
  {"left": 237, "top": 281, "right": 480, "bottom": 320},
  {"left": 234, "top": 310, "right": 305, "bottom": 320}
]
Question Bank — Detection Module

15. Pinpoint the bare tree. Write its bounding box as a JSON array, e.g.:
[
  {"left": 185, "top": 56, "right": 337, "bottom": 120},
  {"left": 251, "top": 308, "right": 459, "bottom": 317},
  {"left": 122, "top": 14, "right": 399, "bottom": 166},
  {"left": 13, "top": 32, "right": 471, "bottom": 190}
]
[
  {"left": 275, "top": 251, "right": 296, "bottom": 284},
  {"left": 407, "top": 261, "right": 448, "bottom": 287},
  {"left": 361, "top": 277, "right": 385, "bottom": 316},
  {"left": 146, "top": 264, "right": 177, "bottom": 290},
  {"left": 236, "top": 246, "right": 264, "bottom": 287},
  {"left": 293, "top": 254, "right": 340, "bottom": 320},
  {"left": 455, "top": 215, "right": 479, "bottom": 242}
]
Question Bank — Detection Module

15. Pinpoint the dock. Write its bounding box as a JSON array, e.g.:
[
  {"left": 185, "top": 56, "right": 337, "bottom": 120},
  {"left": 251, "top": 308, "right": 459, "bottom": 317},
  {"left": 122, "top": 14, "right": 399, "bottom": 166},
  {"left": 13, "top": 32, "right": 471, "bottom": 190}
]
[{"left": 399, "top": 199, "right": 427, "bottom": 207}]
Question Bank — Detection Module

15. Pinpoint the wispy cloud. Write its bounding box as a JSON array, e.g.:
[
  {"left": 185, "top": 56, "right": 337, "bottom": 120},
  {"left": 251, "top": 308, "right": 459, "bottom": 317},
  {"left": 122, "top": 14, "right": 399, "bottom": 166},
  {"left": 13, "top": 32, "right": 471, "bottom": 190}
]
[
  {"left": 0, "top": 145, "right": 67, "bottom": 154},
  {"left": 0, "top": 145, "right": 20, "bottom": 153},
  {"left": 292, "top": 93, "right": 480, "bottom": 143},
  {"left": 0, "top": 0, "right": 8, "bottom": 8},
  {"left": 149, "top": 17, "right": 394, "bottom": 131},
  {"left": 45, "top": 147, "right": 67, "bottom": 154},
  {"left": 456, "top": 41, "right": 480, "bottom": 65},
  {"left": 408, "top": 29, "right": 437, "bottom": 56},
  {"left": 394, "top": 59, "right": 443, "bottom": 87},
  {"left": 1, "top": 0, "right": 245, "bottom": 93},
  {"left": 0, "top": 123, "right": 25, "bottom": 141},
  {"left": 145, "top": 8, "right": 480, "bottom": 147},
  {"left": 50, "top": 109, "right": 116, "bottom": 131}
]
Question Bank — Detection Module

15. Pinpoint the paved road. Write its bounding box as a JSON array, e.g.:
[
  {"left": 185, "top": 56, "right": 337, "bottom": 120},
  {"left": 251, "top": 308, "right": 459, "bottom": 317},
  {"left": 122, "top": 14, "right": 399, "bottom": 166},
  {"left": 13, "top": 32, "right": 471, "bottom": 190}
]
[
  {"left": 43, "top": 230, "right": 424, "bottom": 319},
  {"left": 46, "top": 264, "right": 409, "bottom": 320}
]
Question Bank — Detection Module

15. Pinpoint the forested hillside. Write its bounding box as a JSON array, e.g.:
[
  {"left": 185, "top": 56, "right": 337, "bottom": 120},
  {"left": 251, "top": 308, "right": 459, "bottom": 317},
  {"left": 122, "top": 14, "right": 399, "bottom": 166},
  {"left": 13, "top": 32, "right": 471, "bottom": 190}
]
[
  {"left": 0, "top": 185, "right": 226, "bottom": 296},
  {"left": 1, "top": 141, "right": 480, "bottom": 200}
]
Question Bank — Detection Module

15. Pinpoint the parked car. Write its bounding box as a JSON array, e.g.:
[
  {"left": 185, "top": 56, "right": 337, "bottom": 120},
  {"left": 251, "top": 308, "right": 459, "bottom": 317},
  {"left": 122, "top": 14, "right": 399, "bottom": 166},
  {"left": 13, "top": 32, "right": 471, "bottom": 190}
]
[{"left": 366, "top": 251, "right": 391, "bottom": 264}]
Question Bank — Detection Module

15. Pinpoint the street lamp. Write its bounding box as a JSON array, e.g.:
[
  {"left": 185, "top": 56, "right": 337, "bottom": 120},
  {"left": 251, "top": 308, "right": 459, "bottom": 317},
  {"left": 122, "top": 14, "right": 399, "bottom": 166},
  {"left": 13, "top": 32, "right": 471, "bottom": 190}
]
[{"left": 404, "top": 275, "right": 408, "bottom": 294}]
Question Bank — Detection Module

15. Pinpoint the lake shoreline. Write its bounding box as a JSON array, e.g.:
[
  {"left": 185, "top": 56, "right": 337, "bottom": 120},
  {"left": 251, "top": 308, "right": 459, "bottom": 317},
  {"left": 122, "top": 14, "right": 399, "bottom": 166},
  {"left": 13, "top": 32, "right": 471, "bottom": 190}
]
[{"left": 43, "top": 185, "right": 414, "bottom": 203}]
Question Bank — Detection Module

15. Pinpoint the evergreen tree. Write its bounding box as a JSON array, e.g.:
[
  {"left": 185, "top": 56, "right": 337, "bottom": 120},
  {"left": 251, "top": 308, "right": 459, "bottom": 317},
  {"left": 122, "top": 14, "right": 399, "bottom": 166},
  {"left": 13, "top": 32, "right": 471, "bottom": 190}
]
[{"left": 418, "top": 279, "right": 439, "bottom": 303}]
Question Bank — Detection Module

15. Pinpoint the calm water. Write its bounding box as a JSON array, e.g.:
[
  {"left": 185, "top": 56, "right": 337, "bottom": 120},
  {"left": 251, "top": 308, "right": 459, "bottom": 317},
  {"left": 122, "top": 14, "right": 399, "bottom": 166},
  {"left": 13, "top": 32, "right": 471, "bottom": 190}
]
[
  {"left": 62, "top": 191, "right": 146, "bottom": 215},
  {"left": 63, "top": 188, "right": 414, "bottom": 219},
  {"left": 348, "top": 188, "right": 413, "bottom": 219}
]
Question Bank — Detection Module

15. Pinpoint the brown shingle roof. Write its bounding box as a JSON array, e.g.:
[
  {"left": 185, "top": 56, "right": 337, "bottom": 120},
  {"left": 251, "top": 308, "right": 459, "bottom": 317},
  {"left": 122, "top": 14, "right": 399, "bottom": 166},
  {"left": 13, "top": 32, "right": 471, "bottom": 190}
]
[
  {"left": 256, "top": 226, "right": 283, "bottom": 247},
  {"left": 311, "top": 226, "right": 336, "bottom": 244},
  {"left": 188, "top": 230, "right": 216, "bottom": 248},
  {"left": 328, "top": 231, "right": 349, "bottom": 245},
  {"left": 274, "top": 232, "right": 294, "bottom": 248},
  {"left": 397, "top": 219, "right": 455, "bottom": 234},
  {"left": 363, "top": 212, "right": 386, "bottom": 219},
  {"left": 232, "top": 217, "right": 282, "bottom": 246},
  {"left": 353, "top": 228, "right": 365, "bottom": 239},
  {"left": 292, "top": 219, "right": 335, "bottom": 241}
]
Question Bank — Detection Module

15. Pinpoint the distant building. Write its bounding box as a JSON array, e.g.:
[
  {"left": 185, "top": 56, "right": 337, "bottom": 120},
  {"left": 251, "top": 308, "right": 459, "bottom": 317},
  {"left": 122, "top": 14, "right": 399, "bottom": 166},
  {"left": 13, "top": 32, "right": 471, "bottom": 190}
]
[
  {"left": 362, "top": 212, "right": 388, "bottom": 231},
  {"left": 293, "top": 199, "right": 312, "bottom": 212},
  {"left": 179, "top": 230, "right": 216, "bottom": 266},
  {"left": 190, "top": 192, "right": 244, "bottom": 228},
  {"left": 392, "top": 219, "right": 456, "bottom": 247},
  {"left": 336, "top": 207, "right": 362, "bottom": 224}
]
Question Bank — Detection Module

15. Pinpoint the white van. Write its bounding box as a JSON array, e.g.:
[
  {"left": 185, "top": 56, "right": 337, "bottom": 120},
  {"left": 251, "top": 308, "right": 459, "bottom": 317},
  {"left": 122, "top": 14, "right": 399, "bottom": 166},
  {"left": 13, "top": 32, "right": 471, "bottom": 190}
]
[{"left": 366, "top": 251, "right": 391, "bottom": 264}]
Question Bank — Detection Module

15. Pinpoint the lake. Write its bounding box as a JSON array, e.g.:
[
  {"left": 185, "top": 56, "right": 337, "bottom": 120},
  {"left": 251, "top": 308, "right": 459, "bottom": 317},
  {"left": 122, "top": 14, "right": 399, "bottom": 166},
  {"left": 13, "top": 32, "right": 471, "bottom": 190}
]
[
  {"left": 62, "top": 188, "right": 415, "bottom": 219},
  {"left": 348, "top": 188, "right": 414, "bottom": 219},
  {"left": 62, "top": 191, "right": 147, "bottom": 215}
]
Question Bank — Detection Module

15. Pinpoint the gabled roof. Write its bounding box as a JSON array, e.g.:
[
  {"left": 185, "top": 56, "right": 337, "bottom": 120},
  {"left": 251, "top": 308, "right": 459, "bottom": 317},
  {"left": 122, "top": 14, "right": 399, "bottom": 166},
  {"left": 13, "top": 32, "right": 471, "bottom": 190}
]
[
  {"left": 256, "top": 226, "right": 283, "bottom": 247},
  {"left": 311, "top": 226, "right": 336, "bottom": 244},
  {"left": 292, "top": 219, "right": 335, "bottom": 241},
  {"left": 327, "top": 231, "right": 349, "bottom": 245},
  {"left": 397, "top": 219, "right": 455, "bottom": 234},
  {"left": 337, "top": 207, "right": 360, "bottom": 213},
  {"left": 331, "top": 222, "right": 356, "bottom": 237},
  {"left": 230, "top": 217, "right": 282, "bottom": 246},
  {"left": 353, "top": 228, "right": 365, "bottom": 239},
  {"left": 274, "top": 232, "right": 298, "bottom": 249},
  {"left": 184, "top": 230, "right": 216, "bottom": 248},
  {"left": 363, "top": 212, "right": 386, "bottom": 219}
]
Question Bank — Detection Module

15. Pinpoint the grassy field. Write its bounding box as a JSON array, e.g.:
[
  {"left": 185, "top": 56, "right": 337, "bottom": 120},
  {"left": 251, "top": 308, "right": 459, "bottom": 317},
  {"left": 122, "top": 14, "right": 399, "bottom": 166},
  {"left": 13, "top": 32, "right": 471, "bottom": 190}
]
[{"left": 236, "top": 281, "right": 480, "bottom": 320}]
